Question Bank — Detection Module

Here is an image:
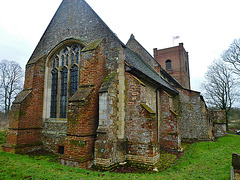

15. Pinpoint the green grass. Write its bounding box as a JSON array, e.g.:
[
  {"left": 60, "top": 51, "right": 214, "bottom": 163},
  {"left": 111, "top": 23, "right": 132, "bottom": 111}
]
[
  {"left": 0, "top": 130, "right": 7, "bottom": 145},
  {"left": 0, "top": 132, "right": 239, "bottom": 179},
  {"left": 229, "top": 120, "right": 240, "bottom": 130}
]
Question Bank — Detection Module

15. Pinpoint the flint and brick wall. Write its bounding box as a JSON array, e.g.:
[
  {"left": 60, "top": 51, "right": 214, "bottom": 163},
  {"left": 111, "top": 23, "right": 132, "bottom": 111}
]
[
  {"left": 59, "top": 42, "right": 106, "bottom": 168},
  {"left": 125, "top": 73, "right": 159, "bottom": 164},
  {"left": 42, "top": 119, "right": 67, "bottom": 153},
  {"left": 94, "top": 70, "right": 125, "bottom": 167},
  {"left": 209, "top": 110, "right": 226, "bottom": 138},
  {"left": 159, "top": 90, "right": 181, "bottom": 151},
  {"left": 94, "top": 89, "right": 122, "bottom": 166},
  {"left": 177, "top": 88, "right": 213, "bottom": 142}
]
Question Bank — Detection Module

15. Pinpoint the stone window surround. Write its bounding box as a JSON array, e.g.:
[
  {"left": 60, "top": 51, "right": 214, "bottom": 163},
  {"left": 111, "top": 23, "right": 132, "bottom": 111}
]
[{"left": 42, "top": 39, "right": 87, "bottom": 121}]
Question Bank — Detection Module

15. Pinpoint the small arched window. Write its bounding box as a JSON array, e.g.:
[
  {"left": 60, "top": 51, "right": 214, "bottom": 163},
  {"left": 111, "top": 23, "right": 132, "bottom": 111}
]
[
  {"left": 166, "top": 59, "right": 172, "bottom": 71},
  {"left": 49, "top": 44, "right": 81, "bottom": 119}
]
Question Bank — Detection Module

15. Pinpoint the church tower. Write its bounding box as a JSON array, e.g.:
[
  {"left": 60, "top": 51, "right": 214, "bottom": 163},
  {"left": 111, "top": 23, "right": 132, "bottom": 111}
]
[{"left": 154, "top": 43, "right": 191, "bottom": 89}]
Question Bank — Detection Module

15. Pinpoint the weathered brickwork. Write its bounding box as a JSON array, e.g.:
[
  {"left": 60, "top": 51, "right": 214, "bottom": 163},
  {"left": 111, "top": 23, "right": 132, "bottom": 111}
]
[
  {"left": 3, "top": 57, "right": 45, "bottom": 153},
  {"left": 125, "top": 73, "right": 159, "bottom": 164},
  {"left": 59, "top": 42, "right": 106, "bottom": 168},
  {"left": 94, "top": 47, "right": 126, "bottom": 167},
  {"left": 3, "top": 0, "right": 225, "bottom": 170},
  {"left": 94, "top": 72, "right": 122, "bottom": 167},
  {"left": 154, "top": 43, "right": 190, "bottom": 89},
  {"left": 159, "top": 90, "right": 181, "bottom": 151}
]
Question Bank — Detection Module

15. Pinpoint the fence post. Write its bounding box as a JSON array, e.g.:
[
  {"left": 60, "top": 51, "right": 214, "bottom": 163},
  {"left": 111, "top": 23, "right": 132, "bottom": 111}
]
[{"left": 232, "top": 153, "right": 240, "bottom": 170}]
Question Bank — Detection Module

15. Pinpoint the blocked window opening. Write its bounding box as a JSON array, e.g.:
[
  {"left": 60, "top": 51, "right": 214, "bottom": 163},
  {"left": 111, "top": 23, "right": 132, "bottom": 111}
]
[{"left": 58, "top": 146, "right": 64, "bottom": 154}]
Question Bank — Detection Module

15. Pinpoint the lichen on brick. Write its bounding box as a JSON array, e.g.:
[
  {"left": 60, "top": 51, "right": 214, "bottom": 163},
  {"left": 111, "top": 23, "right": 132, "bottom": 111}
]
[
  {"left": 70, "top": 140, "right": 87, "bottom": 148},
  {"left": 81, "top": 39, "right": 104, "bottom": 52}
]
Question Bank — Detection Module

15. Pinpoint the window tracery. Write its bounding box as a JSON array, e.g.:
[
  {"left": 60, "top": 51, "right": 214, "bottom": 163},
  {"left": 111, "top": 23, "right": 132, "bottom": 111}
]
[{"left": 49, "top": 44, "right": 81, "bottom": 119}]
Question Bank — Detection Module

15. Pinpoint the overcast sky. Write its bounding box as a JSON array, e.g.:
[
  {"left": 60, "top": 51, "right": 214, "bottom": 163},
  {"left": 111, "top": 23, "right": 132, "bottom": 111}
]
[{"left": 0, "top": 0, "right": 240, "bottom": 92}]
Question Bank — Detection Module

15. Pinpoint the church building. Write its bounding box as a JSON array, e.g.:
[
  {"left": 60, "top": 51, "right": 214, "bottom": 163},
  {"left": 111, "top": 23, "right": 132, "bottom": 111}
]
[{"left": 3, "top": 0, "right": 225, "bottom": 169}]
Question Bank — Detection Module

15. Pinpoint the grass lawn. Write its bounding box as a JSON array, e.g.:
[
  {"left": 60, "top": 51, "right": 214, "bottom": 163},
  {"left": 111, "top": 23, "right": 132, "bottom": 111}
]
[{"left": 0, "top": 132, "right": 239, "bottom": 179}]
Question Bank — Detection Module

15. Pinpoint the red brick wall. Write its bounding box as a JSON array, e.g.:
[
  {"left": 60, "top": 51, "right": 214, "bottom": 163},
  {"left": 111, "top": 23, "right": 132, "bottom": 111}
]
[
  {"left": 154, "top": 43, "right": 190, "bottom": 89},
  {"left": 125, "top": 73, "right": 159, "bottom": 162},
  {"left": 60, "top": 42, "right": 105, "bottom": 167},
  {"left": 4, "top": 58, "right": 45, "bottom": 153},
  {"left": 159, "top": 90, "right": 181, "bottom": 150}
]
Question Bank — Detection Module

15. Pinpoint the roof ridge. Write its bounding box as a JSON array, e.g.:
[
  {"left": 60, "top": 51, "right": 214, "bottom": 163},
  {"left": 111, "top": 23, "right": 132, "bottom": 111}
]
[
  {"left": 27, "top": 0, "right": 125, "bottom": 64},
  {"left": 126, "top": 34, "right": 161, "bottom": 67},
  {"left": 125, "top": 47, "right": 178, "bottom": 94},
  {"left": 83, "top": 0, "right": 125, "bottom": 47}
]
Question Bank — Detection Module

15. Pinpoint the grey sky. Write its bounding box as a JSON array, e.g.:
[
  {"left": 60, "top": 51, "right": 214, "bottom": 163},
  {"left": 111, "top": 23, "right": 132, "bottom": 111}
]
[{"left": 0, "top": 0, "right": 240, "bottom": 92}]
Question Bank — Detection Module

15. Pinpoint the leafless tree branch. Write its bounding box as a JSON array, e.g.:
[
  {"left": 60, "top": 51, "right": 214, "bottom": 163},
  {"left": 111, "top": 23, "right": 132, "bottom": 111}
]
[
  {"left": 201, "top": 60, "right": 239, "bottom": 130},
  {"left": 222, "top": 38, "right": 240, "bottom": 75},
  {"left": 0, "top": 60, "right": 24, "bottom": 114}
]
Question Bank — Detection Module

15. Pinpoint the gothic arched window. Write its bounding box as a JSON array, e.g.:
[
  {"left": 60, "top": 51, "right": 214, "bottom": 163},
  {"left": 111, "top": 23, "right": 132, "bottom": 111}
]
[
  {"left": 166, "top": 59, "right": 172, "bottom": 71},
  {"left": 49, "top": 44, "right": 81, "bottom": 119}
]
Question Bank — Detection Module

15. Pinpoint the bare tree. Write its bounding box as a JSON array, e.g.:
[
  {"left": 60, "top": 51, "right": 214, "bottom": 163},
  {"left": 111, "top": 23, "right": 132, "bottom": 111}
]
[
  {"left": 202, "top": 60, "right": 238, "bottom": 130},
  {"left": 0, "top": 60, "right": 24, "bottom": 114},
  {"left": 222, "top": 38, "right": 240, "bottom": 75}
]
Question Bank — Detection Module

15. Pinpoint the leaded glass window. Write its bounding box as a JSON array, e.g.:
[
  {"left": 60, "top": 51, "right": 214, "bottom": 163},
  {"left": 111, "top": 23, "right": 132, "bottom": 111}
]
[
  {"left": 62, "top": 55, "right": 65, "bottom": 66},
  {"left": 76, "top": 53, "right": 79, "bottom": 64},
  {"left": 60, "top": 67, "right": 68, "bottom": 118},
  {"left": 52, "top": 59, "right": 55, "bottom": 68},
  {"left": 50, "top": 68, "right": 58, "bottom": 118},
  {"left": 56, "top": 57, "right": 59, "bottom": 67},
  {"left": 71, "top": 54, "right": 75, "bottom": 65},
  {"left": 70, "top": 65, "right": 79, "bottom": 97},
  {"left": 49, "top": 44, "right": 81, "bottom": 119}
]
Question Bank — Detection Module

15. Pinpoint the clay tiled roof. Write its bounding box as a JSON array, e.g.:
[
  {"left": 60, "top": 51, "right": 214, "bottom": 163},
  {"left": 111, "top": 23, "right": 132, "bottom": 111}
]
[
  {"left": 69, "top": 85, "right": 94, "bottom": 103},
  {"left": 13, "top": 90, "right": 32, "bottom": 104}
]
